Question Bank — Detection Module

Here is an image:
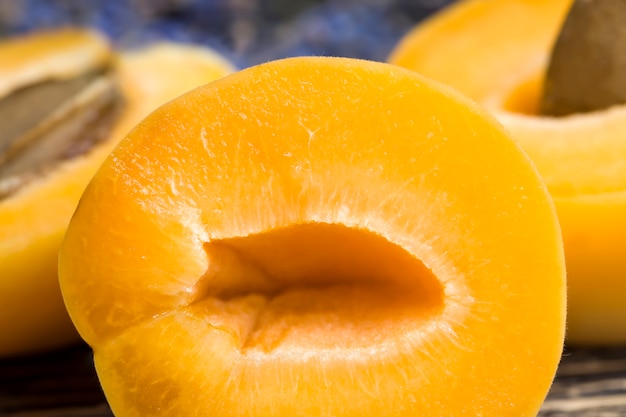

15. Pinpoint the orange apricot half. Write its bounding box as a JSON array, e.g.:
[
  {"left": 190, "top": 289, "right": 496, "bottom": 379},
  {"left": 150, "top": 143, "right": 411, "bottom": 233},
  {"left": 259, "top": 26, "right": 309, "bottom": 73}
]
[
  {"left": 59, "top": 57, "right": 565, "bottom": 416},
  {"left": 388, "top": 0, "right": 626, "bottom": 345},
  {"left": 0, "top": 30, "right": 234, "bottom": 357}
]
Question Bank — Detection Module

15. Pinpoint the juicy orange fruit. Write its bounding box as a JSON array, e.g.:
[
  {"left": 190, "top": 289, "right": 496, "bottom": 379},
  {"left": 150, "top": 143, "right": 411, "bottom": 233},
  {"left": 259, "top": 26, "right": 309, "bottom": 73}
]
[
  {"left": 389, "top": 0, "right": 626, "bottom": 345},
  {"left": 0, "top": 31, "right": 235, "bottom": 357},
  {"left": 59, "top": 57, "right": 565, "bottom": 416}
]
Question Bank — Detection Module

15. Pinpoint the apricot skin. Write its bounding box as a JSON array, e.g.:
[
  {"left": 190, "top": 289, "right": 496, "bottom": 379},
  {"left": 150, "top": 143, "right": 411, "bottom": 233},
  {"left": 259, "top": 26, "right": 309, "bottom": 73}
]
[
  {"left": 59, "top": 57, "right": 565, "bottom": 416},
  {"left": 388, "top": 0, "right": 626, "bottom": 345},
  {"left": 0, "top": 35, "right": 234, "bottom": 357}
]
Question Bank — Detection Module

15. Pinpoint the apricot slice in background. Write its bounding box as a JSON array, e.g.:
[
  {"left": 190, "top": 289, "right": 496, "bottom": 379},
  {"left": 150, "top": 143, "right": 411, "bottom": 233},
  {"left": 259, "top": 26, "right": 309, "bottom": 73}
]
[
  {"left": 59, "top": 57, "right": 565, "bottom": 416},
  {"left": 388, "top": 0, "right": 626, "bottom": 346},
  {"left": 0, "top": 30, "right": 235, "bottom": 357},
  {"left": 388, "top": 0, "right": 572, "bottom": 108}
]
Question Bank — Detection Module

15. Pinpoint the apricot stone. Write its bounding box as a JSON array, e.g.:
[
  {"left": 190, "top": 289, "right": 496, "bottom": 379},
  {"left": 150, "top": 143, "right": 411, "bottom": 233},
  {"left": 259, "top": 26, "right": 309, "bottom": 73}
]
[
  {"left": 389, "top": 0, "right": 626, "bottom": 345},
  {"left": 0, "top": 31, "right": 234, "bottom": 357},
  {"left": 59, "top": 57, "right": 565, "bottom": 416}
]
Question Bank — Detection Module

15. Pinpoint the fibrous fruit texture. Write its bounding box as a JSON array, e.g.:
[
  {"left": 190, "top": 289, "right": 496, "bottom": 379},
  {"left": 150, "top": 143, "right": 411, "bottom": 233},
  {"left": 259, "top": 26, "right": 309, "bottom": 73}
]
[
  {"left": 0, "top": 29, "right": 234, "bottom": 357},
  {"left": 59, "top": 57, "right": 565, "bottom": 416},
  {"left": 389, "top": 0, "right": 626, "bottom": 345}
]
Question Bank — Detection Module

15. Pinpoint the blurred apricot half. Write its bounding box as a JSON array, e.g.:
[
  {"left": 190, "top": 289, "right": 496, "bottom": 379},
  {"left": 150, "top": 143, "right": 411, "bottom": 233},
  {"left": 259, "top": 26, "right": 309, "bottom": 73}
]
[
  {"left": 388, "top": 0, "right": 626, "bottom": 345},
  {"left": 59, "top": 57, "right": 565, "bottom": 416},
  {"left": 0, "top": 29, "right": 234, "bottom": 357}
]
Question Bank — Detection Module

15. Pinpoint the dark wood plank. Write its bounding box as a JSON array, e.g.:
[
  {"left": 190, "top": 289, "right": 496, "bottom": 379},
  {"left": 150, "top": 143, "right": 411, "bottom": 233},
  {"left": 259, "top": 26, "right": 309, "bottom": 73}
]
[
  {"left": 0, "top": 343, "right": 112, "bottom": 416},
  {"left": 540, "top": 346, "right": 626, "bottom": 416}
]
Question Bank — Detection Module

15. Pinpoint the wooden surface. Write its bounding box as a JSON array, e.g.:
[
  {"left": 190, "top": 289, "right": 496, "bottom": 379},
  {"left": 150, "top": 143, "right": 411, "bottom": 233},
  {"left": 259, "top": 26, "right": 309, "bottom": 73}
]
[
  {"left": 541, "top": 346, "right": 626, "bottom": 416},
  {"left": 2, "top": 343, "right": 626, "bottom": 416}
]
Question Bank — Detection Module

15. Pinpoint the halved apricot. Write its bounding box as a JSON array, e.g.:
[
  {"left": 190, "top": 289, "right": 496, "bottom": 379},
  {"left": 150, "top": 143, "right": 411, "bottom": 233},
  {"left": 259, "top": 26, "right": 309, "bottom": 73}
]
[
  {"left": 388, "top": 0, "right": 626, "bottom": 345},
  {"left": 0, "top": 30, "right": 234, "bottom": 357},
  {"left": 59, "top": 57, "right": 565, "bottom": 416}
]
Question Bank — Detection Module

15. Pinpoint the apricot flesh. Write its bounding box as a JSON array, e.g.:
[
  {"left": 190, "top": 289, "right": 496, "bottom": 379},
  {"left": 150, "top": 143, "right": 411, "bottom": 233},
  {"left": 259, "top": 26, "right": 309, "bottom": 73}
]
[
  {"left": 0, "top": 32, "right": 235, "bottom": 357},
  {"left": 388, "top": 0, "right": 626, "bottom": 345},
  {"left": 59, "top": 57, "right": 565, "bottom": 416},
  {"left": 388, "top": 0, "right": 573, "bottom": 105}
]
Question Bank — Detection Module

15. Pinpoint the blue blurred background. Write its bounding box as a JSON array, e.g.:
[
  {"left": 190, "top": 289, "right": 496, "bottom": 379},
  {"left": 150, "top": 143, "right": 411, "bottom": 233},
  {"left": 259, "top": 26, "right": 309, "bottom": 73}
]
[{"left": 0, "top": 0, "right": 455, "bottom": 68}]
